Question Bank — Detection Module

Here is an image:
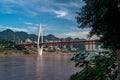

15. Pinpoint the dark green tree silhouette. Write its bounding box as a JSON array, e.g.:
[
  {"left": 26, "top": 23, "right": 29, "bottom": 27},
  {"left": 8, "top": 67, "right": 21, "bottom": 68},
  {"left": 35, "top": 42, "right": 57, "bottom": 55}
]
[
  {"left": 70, "top": 0, "right": 120, "bottom": 80},
  {"left": 76, "top": 0, "right": 120, "bottom": 51}
]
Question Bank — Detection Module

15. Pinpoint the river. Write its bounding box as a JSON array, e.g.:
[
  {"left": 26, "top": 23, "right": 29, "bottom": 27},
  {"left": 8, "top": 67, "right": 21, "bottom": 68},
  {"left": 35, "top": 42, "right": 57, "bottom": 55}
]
[{"left": 0, "top": 54, "right": 80, "bottom": 80}]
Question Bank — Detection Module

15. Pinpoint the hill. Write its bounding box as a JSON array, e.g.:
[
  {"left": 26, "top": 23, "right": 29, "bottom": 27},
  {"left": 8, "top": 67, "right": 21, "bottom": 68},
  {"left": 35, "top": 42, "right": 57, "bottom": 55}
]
[{"left": 0, "top": 29, "right": 82, "bottom": 43}]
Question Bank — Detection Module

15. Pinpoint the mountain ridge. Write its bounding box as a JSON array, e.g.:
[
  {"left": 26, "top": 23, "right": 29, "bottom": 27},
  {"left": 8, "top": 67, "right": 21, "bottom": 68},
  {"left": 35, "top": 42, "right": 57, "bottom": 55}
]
[{"left": 0, "top": 29, "right": 83, "bottom": 42}]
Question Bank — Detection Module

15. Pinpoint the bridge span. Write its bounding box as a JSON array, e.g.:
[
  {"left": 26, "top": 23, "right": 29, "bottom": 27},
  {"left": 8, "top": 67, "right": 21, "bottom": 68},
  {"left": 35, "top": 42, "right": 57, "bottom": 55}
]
[{"left": 17, "top": 40, "right": 99, "bottom": 47}]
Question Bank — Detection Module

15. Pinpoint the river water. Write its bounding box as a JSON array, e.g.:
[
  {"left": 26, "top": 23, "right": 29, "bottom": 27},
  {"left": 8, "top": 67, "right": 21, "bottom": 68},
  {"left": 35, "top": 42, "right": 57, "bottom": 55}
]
[{"left": 0, "top": 54, "right": 80, "bottom": 80}]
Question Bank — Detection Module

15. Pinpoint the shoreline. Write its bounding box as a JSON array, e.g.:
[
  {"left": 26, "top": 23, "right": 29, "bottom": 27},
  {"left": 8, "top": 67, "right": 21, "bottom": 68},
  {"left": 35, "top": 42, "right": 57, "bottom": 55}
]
[{"left": 0, "top": 51, "right": 76, "bottom": 56}]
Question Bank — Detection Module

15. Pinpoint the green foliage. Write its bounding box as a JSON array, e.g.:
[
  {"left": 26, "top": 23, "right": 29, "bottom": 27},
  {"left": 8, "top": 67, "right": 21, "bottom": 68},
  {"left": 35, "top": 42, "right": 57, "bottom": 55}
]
[
  {"left": 70, "top": 51, "right": 117, "bottom": 80},
  {"left": 0, "top": 40, "right": 29, "bottom": 54},
  {"left": 0, "top": 40, "right": 15, "bottom": 48},
  {"left": 71, "top": 0, "right": 120, "bottom": 79},
  {"left": 77, "top": 44, "right": 85, "bottom": 52},
  {"left": 76, "top": 0, "right": 120, "bottom": 51}
]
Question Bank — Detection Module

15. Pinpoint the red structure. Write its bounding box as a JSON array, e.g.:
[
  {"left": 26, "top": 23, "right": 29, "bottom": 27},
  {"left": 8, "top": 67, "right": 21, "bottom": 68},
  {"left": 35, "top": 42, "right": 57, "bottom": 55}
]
[{"left": 17, "top": 40, "right": 99, "bottom": 47}]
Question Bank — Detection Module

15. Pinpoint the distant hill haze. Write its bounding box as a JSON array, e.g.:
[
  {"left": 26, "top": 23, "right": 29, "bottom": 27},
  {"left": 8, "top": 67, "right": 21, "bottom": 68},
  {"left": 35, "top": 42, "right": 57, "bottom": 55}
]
[{"left": 0, "top": 29, "right": 84, "bottom": 43}]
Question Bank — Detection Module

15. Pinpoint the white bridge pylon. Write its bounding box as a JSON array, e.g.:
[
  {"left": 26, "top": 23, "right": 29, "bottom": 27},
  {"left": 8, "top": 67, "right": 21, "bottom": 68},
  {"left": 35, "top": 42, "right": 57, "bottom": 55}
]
[{"left": 37, "top": 24, "right": 43, "bottom": 55}]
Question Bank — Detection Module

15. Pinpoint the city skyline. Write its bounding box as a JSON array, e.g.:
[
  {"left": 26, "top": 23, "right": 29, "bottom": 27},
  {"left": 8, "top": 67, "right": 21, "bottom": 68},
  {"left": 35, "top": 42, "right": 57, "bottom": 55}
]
[{"left": 0, "top": 0, "right": 92, "bottom": 39}]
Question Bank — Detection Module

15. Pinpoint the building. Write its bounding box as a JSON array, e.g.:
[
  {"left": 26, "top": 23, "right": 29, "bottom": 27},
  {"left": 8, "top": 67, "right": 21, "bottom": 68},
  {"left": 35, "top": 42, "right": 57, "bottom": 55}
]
[{"left": 25, "top": 38, "right": 32, "bottom": 43}]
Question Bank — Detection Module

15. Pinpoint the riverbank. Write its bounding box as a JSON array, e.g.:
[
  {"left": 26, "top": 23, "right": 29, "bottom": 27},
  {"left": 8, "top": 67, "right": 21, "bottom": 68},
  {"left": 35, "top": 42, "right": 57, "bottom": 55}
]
[
  {"left": 43, "top": 51, "right": 76, "bottom": 54},
  {"left": 0, "top": 48, "right": 76, "bottom": 56},
  {"left": 0, "top": 48, "right": 28, "bottom": 56}
]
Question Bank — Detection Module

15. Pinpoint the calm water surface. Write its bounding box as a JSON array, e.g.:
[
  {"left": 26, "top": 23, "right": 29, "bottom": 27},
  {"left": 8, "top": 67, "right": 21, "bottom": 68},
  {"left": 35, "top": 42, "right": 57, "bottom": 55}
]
[{"left": 0, "top": 54, "right": 80, "bottom": 80}]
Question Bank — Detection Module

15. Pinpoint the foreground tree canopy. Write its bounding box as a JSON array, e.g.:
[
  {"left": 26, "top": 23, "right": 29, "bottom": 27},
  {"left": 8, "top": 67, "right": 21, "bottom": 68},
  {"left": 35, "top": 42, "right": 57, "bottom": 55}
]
[
  {"left": 76, "top": 0, "right": 120, "bottom": 51},
  {"left": 70, "top": 0, "right": 120, "bottom": 80}
]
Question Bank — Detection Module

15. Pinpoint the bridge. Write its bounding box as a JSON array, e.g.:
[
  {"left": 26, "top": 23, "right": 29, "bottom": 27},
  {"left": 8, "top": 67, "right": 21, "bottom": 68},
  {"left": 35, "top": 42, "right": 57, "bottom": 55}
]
[
  {"left": 18, "top": 40, "right": 99, "bottom": 47},
  {"left": 18, "top": 24, "right": 100, "bottom": 55}
]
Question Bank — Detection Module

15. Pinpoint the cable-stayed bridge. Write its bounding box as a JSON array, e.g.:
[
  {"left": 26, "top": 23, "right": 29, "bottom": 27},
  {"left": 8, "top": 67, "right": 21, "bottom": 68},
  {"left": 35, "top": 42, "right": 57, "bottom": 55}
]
[
  {"left": 18, "top": 40, "right": 99, "bottom": 47},
  {"left": 17, "top": 24, "right": 100, "bottom": 55}
]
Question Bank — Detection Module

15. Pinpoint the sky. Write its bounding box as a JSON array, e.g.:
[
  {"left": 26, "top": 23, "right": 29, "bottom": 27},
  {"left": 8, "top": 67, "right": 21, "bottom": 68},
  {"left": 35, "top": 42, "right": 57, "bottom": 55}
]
[{"left": 0, "top": 0, "right": 92, "bottom": 39}]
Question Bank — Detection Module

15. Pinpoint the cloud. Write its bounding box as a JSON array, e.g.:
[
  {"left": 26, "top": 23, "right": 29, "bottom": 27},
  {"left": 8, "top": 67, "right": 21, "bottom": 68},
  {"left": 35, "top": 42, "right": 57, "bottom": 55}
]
[
  {"left": 27, "top": 26, "right": 38, "bottom": 34},
  {"left": 35, "top": 24, "right": 39, "bottom": 26},
  {"left": 53, "top": 10, "right": 67, "bottom": 18},
  {"left": 0, "top": 25, "right": 7, "bottom": 31},
  {"left": 41, "top": 7, "right": 74, "bottom": 20},
  {"left": 0, "top": 0, "right": 40, "bottom": 16},
  {"left": 0, "top": 24, "right": 41, "bottom": 34},
  {"left": 0, "top": 0, "right": 83, "bottom": 20},
  {"left": 55, "top": 31, "right": 99, "bottom": 39},
  {"left": 25, "top": 22, "right": 33, "bottom": 25},
  {"left": 69, "top": 1, "right": 85, "bottom": 8},
  {"left": 0, "top": 25, "right": 28, "bottom": 32},
  {"left": 7, "top": 27, "right": 28, "bottom": 32},
  {"left": 0, "top": 24, "right": 39, "bottom": 33},
  {"left": 40, "top": 7, "right": 67, "bottom": 18},
  {"left": 62, "top": 31, "right": 89, "bottom": 39}
]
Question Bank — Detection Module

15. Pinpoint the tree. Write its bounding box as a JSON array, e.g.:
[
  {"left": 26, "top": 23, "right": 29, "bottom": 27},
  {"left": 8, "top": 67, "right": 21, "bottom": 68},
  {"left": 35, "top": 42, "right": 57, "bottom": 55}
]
[
  {"left": 76, "top": 0, "right": 120, "bottom": 51},
  {"left": 70, "top": 0, "right": 120, "bottom": 80},
  {"left": 70, "top": 51, "right": 117, "bottom": 80}
]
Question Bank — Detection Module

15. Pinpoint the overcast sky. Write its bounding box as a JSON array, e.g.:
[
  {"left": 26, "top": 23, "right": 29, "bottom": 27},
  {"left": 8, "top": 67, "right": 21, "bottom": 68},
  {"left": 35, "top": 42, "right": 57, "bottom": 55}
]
[{"left": 0, "top": 0, "right": 93, "bottom": 39}]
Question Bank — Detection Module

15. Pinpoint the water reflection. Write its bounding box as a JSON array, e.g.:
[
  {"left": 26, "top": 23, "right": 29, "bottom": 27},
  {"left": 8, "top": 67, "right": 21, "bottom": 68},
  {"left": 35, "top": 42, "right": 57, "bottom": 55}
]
[
  {"left": 36, "top": 55, "right": 43, "bottom": 80},
  {"left": 0, "top": 54, "right": 80, "bottom": 80}
]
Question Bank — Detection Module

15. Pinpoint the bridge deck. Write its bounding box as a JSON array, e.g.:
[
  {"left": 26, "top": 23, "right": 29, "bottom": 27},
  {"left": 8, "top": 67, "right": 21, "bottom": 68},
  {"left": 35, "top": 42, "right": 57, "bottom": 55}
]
[{"left": 17, "top": 40, "right": 99, "bottom": 47}]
